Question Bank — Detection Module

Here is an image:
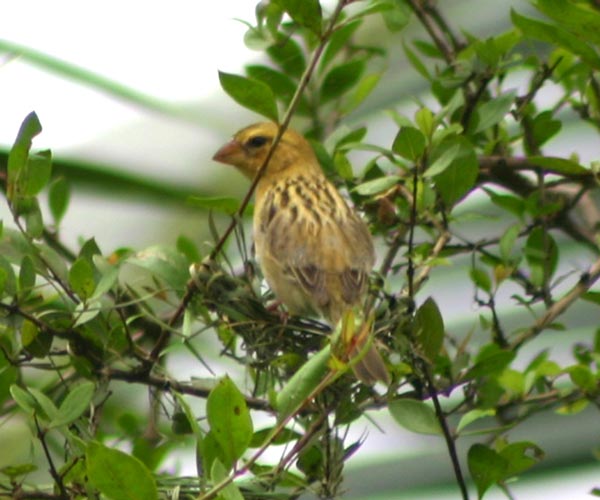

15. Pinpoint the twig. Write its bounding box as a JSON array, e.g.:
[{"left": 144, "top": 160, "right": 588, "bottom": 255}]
[
  {"left": 421, "top": 363, "right": 469, "bottom": 500},
  {"left": 405, "top": 0, "right": 455, "bottom": 64},
  {"left": 102, "top": 368, "right": 273, "bottom": 412},
  {"left": 410, "top": 230, "right": 451, "bottom": 294},
  {"left": 511, "top": 256, "right": 600, "bottom": 348},
  {"left": 406, "top": 163, "right": 420, "bottom": 300},
  {"left": 34, "top": 415, "right": 69, "bottom": 500},
  {"left": 12, "top": 217, "right": 80, "bottom": 305}
]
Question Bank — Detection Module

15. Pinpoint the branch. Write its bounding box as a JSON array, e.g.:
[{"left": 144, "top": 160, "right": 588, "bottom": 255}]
[
  {"left": 405, "top": 0, "right": 455, "bottom": 64},
  {"left": 511, "top": 256, "right": 600, "bottom": 348},
  {"left": 102, "top": 368, "right": 273, "bottom": 412},
  {"left": 422, "top": 363, "right": 469, "bottom": 500}
]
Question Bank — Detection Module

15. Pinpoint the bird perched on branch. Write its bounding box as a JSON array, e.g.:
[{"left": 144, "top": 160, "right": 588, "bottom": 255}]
[{"left": 213, "top": 122, "right": 389, "bottom": 385}]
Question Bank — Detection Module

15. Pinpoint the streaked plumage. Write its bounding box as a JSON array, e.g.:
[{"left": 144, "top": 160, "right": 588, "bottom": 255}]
[{"left": 213, "top": 122, "right": 388, "bottom": 384}]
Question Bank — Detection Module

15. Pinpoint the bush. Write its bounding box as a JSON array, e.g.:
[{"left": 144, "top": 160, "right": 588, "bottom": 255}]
[{"left": 1, "top": 1, "right": 600, "bottom": 499}]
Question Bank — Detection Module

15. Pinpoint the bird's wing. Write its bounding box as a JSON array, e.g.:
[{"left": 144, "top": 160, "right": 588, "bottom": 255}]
[{"left": 258, "top": 195, "right": 374, "bottom": 311}]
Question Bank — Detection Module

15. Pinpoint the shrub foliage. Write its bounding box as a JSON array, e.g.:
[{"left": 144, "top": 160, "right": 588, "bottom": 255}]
[{"left": 1, "top": 1, "right": 600, "bottom": 499}]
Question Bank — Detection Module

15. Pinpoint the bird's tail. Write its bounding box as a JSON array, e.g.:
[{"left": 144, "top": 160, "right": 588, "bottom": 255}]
[{"left": 336, "top": 310, "right": 390, "bottom": 385}]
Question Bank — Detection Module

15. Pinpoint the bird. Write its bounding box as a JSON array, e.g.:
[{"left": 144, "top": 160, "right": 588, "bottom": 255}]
[{"left": 213, "top": 122, "right": 389, "bottom": 385}]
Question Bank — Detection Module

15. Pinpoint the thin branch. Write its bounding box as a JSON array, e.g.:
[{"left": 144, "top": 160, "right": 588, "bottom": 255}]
[
  {"left": 102, "top": 368, "right": 273, "bottom": 412},
  {"left": 511, "top": 256, "right": 600, "bottom": 348},
  {"left": 410, "top": 230, "right": 451, "bottom": 294},
  {"left": 34, "top": 415, "right": 68, "bottom": 500},
  {"left": 421, "top": 363, "right": 469, "bottom": 500},
  {"left": 405, "top": 0, "right": 455, "bottom": 64}
]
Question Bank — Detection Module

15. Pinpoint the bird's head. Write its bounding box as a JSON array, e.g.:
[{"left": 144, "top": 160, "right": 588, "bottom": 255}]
[{"left": 212, "top": 122, "right": 321, "bottom": 180}]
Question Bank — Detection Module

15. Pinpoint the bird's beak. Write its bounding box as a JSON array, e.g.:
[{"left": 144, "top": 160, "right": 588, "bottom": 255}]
[{"left": 212, "top": 139, "right": 243, "bottom": 166}]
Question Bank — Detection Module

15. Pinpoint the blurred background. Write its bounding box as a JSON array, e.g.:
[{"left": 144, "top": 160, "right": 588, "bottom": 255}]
[{"left": 1, "top": 1, "right": 598, "bottom": 498}]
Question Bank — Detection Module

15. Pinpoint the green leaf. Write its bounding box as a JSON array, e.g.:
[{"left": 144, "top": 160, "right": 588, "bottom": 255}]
[
  {"left": 276, "top": 345, "right": 331, "bottom": 420},
  {"left": 50, "top": 382, "right": 95, "bottom": 428},
  {"left": 7, "top": 112, "right": 42, "bottom": 192},
  {"left": 415, "top": 107, "right": 434, "bottom": 138},
  {"left": 413, "top": 297, "right": 445, "bottom": 360},
  {"left": 68, "top": 257, "right": 96, "bottom": 301},
  {"left": 176, "top": 235, "right": 201, "bottom": 264},
  {"left": 128, "top": 245, "right": 189, "bottom": 291},
  {"left": 392, "top": 127, "right": 426, "bottom": 161},
  {"left": 27, "top": 387, "right": 58, "bottom": 422},
  {"left": 424, "top": 143, "right": 460, "bottom": 177},
  {"left": 22, "top": 320, "right": 52, "bottom": 358},
  {"left": 534, "top": 0, "right": 600, "bottom": 46},
  {"left": 524, "top": 227, "right": 558, "bottom": 287},
  {"left": 210, "top": 459, "right": 244, "bottom": 500},
  {"left": 90, "top": 262, "right": 119, "bottom": 300},
  {"left": 378, "top": 0, "right": 411, "bottom": 31},
  {"left": 511, "top": 9, "right": 600, "bottom": 69},
  {"left": 321, "top": 60, "right": 366, "bottom": 103},
  {"left": 18, "top": 255, "right": 36, "bottom": 294},
  {"left": 403, "top": 41, "right": 431, "bottom": 80},
  {"left": 470, "top": 267, "right": 492, "bottom": 294},
  {"left": 86, "top": 441, "right": 158, "bottom": 500},
  {"left": 0, "top": 463, "right": 38, "bottom": 478},
  {"left": 276, "top": 0, "right": 322, "bottom": 35},
  {"left": 321, "top": 20, "right": 362, "bottom": 69},
  {"left": 499, "top": 223, "right": 521, "bottom": 262},
  {"left": 389, "top": 398, "right": 442, "bottom": 435},
  {"left": 430, "top": 136, "right": 478, "bottom": 206},
  {"left": 499, "top": 441, "right": 544, "bottom": 477},
  {"left": 187, "top": 195, "right": 241, "bottom": 215},
  {"left": 472, "top": 90, "right": 516, "bottom": 134},
  {"left": 468, "top": 443, "right": 508, "bottom": 498},
  {"left": 218, "top": 71, "right": 278, "bottom": 122},
  {"left": 456, "top": 409, "right": 495, "bottom": 434},
  {"left": 527, "top": 156, "right": 588, "bottom": 175},
  {"left": 267, "top": 36, "right": 306, "bottom": 79},
  {"left": 567, "top": 365, "right": 597, "bottom": 392},
  {"left": 21, "top": 150, "right": 52, "bottom": 196},
  {"left": 9, "top": 384, "right": 38, "bottom": 415},
  {"left": 245, "top": 64, "right": 308, "bottom": 114},
  {"left": 0, "top": 255, "right": 17, "bottom": 297},
  {"left": 484, "top": 188, "right": 525, "bottom": 218},
  {"left": 466, "top": 344, "right": 516, "bottom": 379},
  {"left": 23, "top": 198, "right": 44, "bottom": 239},
  {"left": 531, "top": 110, "right": 562, "bottom": 147},
  {"left": 343, "top": 73, "right": 381, "bottom": 113},
  {"left": 207, "top": 376, "right": 253, "bottom": 467},
  {"left": 48, "top": 177, "right": 70, "bottom": 224},
  {"left": 353, "top": 176, "right": 401, "bottom": 196}
]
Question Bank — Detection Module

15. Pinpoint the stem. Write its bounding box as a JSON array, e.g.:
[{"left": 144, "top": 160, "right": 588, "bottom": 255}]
[
  {"left": 34, "top": 415, "right": 69, "bottom": 500},
  {"left": 421, "top": 364, "right": 469, "bottom": 500},
  {"left": 511, "top": 256, "right": 600, "bottom": 348}
]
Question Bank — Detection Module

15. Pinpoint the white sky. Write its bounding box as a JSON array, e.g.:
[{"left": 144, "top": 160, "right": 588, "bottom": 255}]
[{"left": 0, "top": 1, "right": 257, "bottom": 149}]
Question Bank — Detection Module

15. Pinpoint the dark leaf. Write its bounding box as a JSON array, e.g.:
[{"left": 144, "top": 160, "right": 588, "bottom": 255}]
[
  {"left": 321, "top": 60, "right": 366, "bottom": 103},
  {"left": 218, "top": 71, "right": 278, "bottom": 122},
  {"left": 389, "top": 398, "right": 442, "bottom": 435},
  {"left": 392, "top": 127, "right": 426, "bottom": 161},
  {"left": 276, "top": 0, "right": 322, "bottom": 35},
  {"left": 86, "top": 441, "right": 158, "bottom": 500}
]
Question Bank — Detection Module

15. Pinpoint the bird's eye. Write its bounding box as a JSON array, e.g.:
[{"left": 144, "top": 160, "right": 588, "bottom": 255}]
[{"left": 246, "top": 136, "right": 269, "bottom": 148}]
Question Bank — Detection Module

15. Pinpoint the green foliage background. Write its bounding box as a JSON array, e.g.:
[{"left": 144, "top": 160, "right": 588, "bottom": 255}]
[{"left": 1, "top": 1, "right": 600, "bottom": 499}]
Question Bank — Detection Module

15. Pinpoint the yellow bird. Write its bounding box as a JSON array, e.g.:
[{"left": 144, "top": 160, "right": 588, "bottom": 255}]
[{"left": 213, "top": 122, "right": 389, "bottom": 385}]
